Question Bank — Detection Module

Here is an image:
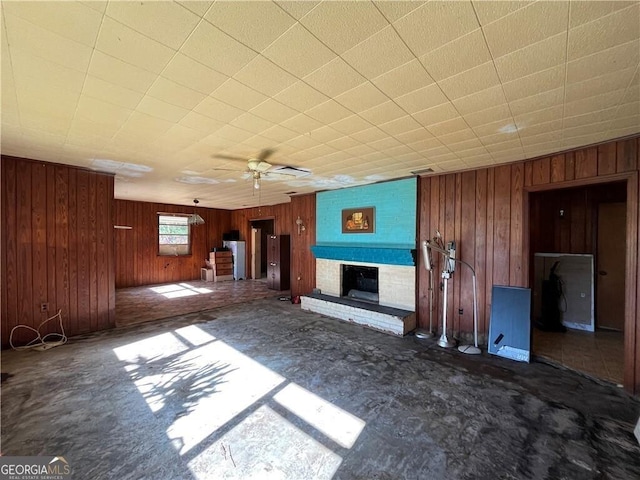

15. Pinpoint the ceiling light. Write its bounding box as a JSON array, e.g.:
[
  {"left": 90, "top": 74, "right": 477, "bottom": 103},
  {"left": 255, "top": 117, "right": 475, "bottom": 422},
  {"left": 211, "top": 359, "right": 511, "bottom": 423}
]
[{"left": 188, "top": 199, "right": 205, "bottom": 226}]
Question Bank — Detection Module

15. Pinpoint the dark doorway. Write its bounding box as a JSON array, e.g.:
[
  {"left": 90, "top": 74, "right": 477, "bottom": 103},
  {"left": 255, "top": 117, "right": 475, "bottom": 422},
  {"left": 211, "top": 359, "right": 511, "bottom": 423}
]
[
  {"left": 250, "top": 219, "right": 274, "bottom": 279},
  {"left": 528, "top": 181, "right": 627, "bottom": 385}
]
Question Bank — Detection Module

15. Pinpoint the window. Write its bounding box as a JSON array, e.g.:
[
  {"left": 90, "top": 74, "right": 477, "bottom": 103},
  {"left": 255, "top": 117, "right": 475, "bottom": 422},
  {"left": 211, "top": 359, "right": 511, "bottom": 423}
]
[{"left": 158, "top": 214, "right": 191, "bottom": 256}]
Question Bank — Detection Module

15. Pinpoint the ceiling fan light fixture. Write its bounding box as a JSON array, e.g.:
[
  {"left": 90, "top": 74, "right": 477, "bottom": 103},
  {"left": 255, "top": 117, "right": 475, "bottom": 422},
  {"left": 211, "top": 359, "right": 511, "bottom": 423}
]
[{"left": 253, "top": 177, "right": 260, "bottom": 189}]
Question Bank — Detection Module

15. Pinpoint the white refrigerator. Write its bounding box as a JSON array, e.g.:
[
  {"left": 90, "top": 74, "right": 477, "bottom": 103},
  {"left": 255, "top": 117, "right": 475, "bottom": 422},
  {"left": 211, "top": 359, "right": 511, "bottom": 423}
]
[{"left": 223, "top": 241, "right": 246, "bottom": 280}]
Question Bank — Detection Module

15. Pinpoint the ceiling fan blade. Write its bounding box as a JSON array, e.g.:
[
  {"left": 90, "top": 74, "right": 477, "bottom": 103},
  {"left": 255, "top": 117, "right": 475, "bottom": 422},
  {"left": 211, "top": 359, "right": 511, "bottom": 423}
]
[
  {"left": 212, "top": 154, "right": 247, "bottom": 161},
  {"left": 258, "top": 148, "right": 275, "bottom": 161}
]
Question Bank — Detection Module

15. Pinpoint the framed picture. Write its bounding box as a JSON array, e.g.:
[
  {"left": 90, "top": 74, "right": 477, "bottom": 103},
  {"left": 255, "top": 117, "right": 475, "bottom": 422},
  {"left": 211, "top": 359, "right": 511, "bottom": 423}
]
[{"left": 342, "top": 207, "right": 375, "bottom": 233}]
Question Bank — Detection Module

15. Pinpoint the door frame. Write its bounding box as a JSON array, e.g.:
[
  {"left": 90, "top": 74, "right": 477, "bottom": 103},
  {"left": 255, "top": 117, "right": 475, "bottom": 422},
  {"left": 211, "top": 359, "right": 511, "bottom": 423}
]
[{"left": 525, "top": 171, "right": 638, "bottom": 393}]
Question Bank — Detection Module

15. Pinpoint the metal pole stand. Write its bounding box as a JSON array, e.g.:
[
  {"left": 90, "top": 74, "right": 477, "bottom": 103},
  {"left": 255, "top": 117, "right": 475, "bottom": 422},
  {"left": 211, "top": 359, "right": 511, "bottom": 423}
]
[
  {"left": 437, "top": 270, "right": 456, "bottom": 348},
  {"left": 415, "top": 269, "right": 436, "bottom": 339}
]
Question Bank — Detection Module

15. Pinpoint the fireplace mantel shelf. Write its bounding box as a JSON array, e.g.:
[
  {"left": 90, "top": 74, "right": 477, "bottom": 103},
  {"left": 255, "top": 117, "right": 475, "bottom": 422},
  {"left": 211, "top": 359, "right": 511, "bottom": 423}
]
[{"left": 311, "top": 244, "right": 415, "bottom": 266}]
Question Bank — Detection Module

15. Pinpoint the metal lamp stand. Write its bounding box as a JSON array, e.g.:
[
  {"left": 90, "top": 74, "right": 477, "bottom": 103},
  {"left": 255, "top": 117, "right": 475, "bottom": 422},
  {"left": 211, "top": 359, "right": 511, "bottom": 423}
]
[
  {"left": 437, "top": 269, "right": 456, "bottom": 348},
  {"left": 415, "top": 265, "right": 436, "bottom": 339}
]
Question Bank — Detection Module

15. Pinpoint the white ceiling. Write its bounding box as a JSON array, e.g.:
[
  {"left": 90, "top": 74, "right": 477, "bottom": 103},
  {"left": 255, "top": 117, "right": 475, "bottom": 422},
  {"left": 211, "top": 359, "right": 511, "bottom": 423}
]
[{"left": 1, "top": 1, "right": 638, "bottom": 209}]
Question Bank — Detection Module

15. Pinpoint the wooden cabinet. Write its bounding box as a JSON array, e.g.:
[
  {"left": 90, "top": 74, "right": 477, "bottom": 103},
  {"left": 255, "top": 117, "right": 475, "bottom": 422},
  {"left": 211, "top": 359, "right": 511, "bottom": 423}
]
[
  {"left": 208, "top": 250, "right": 233, "bottom": 282},
  {"left": 267, "top": 234, "right": 290, "bottom": 290}
]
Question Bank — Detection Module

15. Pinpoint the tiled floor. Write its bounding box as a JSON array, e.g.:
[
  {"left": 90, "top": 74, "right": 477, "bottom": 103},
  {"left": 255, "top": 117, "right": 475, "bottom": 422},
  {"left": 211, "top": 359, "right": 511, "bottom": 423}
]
[
  {"left": 115, "top": 278, "right": 289, "bottom": 327},
  {"left": 532, "top": 328, "right": 624, "bottom": 385}
]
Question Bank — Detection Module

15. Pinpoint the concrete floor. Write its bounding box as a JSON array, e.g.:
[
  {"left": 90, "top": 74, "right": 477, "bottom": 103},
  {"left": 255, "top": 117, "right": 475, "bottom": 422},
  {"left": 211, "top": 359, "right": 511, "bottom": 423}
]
[{"left": 2, "top": 297, "right": 640, "bottom": 479}]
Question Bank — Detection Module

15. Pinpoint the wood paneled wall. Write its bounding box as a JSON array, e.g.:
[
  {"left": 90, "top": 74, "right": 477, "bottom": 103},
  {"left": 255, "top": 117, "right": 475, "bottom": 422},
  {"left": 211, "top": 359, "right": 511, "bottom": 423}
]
[
  {"left": 1, "top": 156, "right": 115, "bottom": 347},
  {"left": 290, "top": 194, "right": 316, "bottom": 298},
  {"left": 113, "top": 200, "right": 231, "bottom": 288},
  {"left": 417, "top": 135, "right": 640, "bottom": 392}
]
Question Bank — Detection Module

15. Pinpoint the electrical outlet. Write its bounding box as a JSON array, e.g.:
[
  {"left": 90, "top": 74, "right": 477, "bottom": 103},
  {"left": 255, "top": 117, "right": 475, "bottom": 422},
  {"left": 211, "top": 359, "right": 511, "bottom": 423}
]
[
  {"left": 40, "top": 303, "right": 49, "bottom": 312},
  {"left": 458, "top": 308, "right": 464, "bottom": 315}
]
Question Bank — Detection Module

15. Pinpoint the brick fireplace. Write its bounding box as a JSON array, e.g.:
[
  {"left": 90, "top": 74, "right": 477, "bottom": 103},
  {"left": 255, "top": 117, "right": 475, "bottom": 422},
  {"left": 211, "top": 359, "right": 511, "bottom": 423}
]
[{"left": 301, "top": 245, "right": 416, "bottom": 336}]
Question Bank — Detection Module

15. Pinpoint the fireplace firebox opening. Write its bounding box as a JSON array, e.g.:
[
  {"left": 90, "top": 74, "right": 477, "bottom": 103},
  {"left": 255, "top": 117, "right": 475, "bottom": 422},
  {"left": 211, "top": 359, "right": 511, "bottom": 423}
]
[{"left": 342, "top": 264, "right": 379, "bottom": 303}]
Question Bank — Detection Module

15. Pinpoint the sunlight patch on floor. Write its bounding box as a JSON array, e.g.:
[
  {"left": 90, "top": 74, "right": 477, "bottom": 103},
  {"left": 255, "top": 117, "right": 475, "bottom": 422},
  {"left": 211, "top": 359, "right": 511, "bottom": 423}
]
[{"left": 149, "top": 283, "right": 214, "bottom": 299}]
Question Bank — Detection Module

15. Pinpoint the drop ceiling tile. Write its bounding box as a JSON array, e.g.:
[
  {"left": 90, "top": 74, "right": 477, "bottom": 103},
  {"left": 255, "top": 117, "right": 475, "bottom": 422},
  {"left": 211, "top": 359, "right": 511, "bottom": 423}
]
[
  {"left": 258, "top": 124, "right": 299, "bottom": 143},
  {"left": 80, "top": 1, "right": 108, "bottom": 14},
  {"left": 508, "top": 87, "right": 564, "bottom": 117},
  {"left": 394, "top": 1, "right": 479, "bottom": 57},
  {"left": 305, "top": 100, "right": 352, "bottom": 124},
  {"left": 146, "top": 77, "right": 206, "bottom": 110},
  {"left": 262, "top": 24, "right": 337, "bottom": 77},
  {"left": 334, "top": 82, "right": 390, "bottom": 112},
  {"left": 374, "top": 1, "right": 426, "bottom": 22},
  {"left": 564, "top": 89, "right": 627, "bottom": 118},
  {"left": 563, "top": 107, "right": 618, "bottom": 129},
  {"left": 96, "top": 17, "right": 175, "bottom": 75},
  {"left": 180, "top": 20, "right": 258, "bottom": 76},
  {"left": 326, "top": 135, "right": 362, "bottom": 151},
  {"left": 350, "top": 127, "right": 389, "bottom": 143},
  {"left": 230, "top": 113, "right": 274, "bottom": 135},
  {"left": 502, "top": 65, "right": 565, "bottom": 102},
  {"left": 474, "top": 118, "right": 520, "bottom": 138},
  {"left": 303, "top": 57, "right": 366, "bottom": 97},
  {"left": 233, "top": 56, "right": 298, "bottom": 97},
  {"left": 463, "top": 104, "right": 513, "bottom": 128},
  {"left": 177, "top": 1, "right": 213, "bottom": 17},
  {"left": 3, "top": 1, "right": 103, "bottom": 47},
  {"left": 438, "top": 61, "right": 500, "bottom": 100},
  {"left": 568, "top": 4, "right": 640, "bottom": 60},
  {"left": 378, "top": 115, "right": 422, "bottom": 136},
  {"left": 89, "top": 51, "right": 159, "bottom": 94},
  {"left": 154, "top": 125, "right": 208, "bottom": 152},
  {"left": 435, "top": 128, "right": 477, "bottom": 146},
  {"left": 520, "top": 131, "right": 562, "bottom": 147},
  {"left": 425, "top": 116, "right": 469, "bottom": 137},
  {"left": 345, "top": 143, "right": 379, "bottom": 157},
  {"left": 412, "top": 103, "right": 460, "bottom": 127},
  {"left": 81, "top": 75, "right": 143, "bottom": 110},
  {"left": 371, "top": 59, "right": 435, "bottom": 99},
  {"left": 394, "top": 84, "right": 449, "bottom": 114},
  {"left": 106, "top": 1, "right": 200, "bottom": 50},
  {"left": 485, "top": 140, "right": 523, "bottom": 153},
  {"left": 161, "top": 53, "right": 229, "bottom": 95},
  {"left": 563, "top": 120, "right": 612, "bottom": 139},
  {"left": 10, "top": 49, "right": 86, "bottom": 94},
  {"left": 210, "top": 78, "right": 269, "bottom": 111},
  {"left": 136, "top": 96, "right": 190, "bottom": 123},
  {"left": 420, "top": 29, "right": 491, "bottom": 82},
  {"left": 342, "top": 26, "right": 414, "bottom": 79},
  {"left": 518, "top": 119, "right": 563, "bottom": 138},
  {"left": 250, "top": 99, "right": 299, "bottom": 124},
  {"left": 329, "top": 115, "right": 373, "bottom": 136},
  {"left": 483, "top": 1, "right": 569, "bottom": 58},
  {"left": 4, "top": 13, "right": 93, "bottom": 72},
  {"left": 286, "top": 134, "right": 321, "bottom": 150},
  {"left": 394, "top": 128, "right": 434, "bottom": 145},
  {"left": 360, "top": 100, "right": 406, "bottom": 125},
  {"left": 299, "top": 1, "right": 389, "bottom": 54},
  {"left": 617, "top": 101, "right": 640, "bottom": 118},
  {"left": 569, "top": 1, "right": 636, "bottom": 28},
  {"left": 273, "top": 81, "right": 330, "bottom": 112},
  {"left": 204, "top": 1, "right": 295, "bottom": 51},
  {"left": 275, "top": 1, "right": 320, "bottom": 20},
  {"left": 281, "top": 113, "right": 324, "bottom": 135},
  {"left": 307, "top": 125, "right": 343, "bottom": 143},
  {"left": 366, "top": 136, "right": 401, "bottom": 152},
  {"left": 448, "top": 139, "right": 484, "bottom": 154},
  {"left": 210, "top": 124, "right": 254, "bottom": 144},
  {"left": 193, "top": 96, "right": 244, "bottom": 123},
  {"left": 494, "top": 33, "right": 566, "bottom": 83},
  {"left": 514, "top": 105, "right": 564, "bottom": 129},
  {"left": 178, "top": 111, "right": 225, "bottom": 134},
  {"left": 609, "top": 115, "right": 640, "bottom": 131},
  {"left": 74, "top": 95, "right": 133, "bottom": 128},
  {"left": 566, "top": 40, "right": 640, "bottom": 84},
  {"left": 452, "top": 85, "right": 507, "bottom": 115},
  {"left": 472, "top": 1, "right": 534, "bottom": 26},
  {"left": 566, "top": 68, "right": 636, "bottom": 104},
  {"left": 118, "top": 111, "right": 175, "bottom": 138}
]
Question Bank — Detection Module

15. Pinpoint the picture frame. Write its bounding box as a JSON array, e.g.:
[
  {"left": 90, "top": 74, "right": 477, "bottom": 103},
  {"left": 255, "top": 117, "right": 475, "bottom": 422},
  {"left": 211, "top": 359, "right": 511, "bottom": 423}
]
[{"left": 342, "top": 207, "right": 375, "bottom": 233}]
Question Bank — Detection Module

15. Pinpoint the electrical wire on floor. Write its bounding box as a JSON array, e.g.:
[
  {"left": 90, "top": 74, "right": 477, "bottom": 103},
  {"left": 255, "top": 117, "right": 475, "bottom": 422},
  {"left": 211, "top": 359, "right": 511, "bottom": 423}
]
[{"left": 9, "top": 309, "right": 67, "bottom": 351}]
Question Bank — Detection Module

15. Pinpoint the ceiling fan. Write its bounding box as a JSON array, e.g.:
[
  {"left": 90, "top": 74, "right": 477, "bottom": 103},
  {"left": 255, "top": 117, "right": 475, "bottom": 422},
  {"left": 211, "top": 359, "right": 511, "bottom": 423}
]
[{"left": 210, "top": 149, "right": 307, "bottom": 190}]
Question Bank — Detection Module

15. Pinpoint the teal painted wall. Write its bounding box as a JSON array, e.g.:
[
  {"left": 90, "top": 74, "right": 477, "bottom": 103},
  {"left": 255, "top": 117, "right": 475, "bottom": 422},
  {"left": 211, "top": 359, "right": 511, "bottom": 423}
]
[{"left": 316, "top": 178, "right": 417, "bottom": 249}]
